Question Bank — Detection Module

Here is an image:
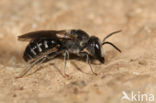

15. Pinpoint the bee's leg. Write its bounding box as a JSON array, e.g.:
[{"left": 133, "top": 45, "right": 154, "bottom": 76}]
[
  {"left": 16, "top": 56, "right": 47, "bottom": 78},
  {"left": 47, "top": 49, "right": 69, "bottom": 77},
  {"left": 79, "top": 52, "right": 97, "bottom": 75},
  {"left": 49, "top": 63, "right": 66, "bottom": 78},
  {"left": 63, "top": 50, "right": 69, "bottom": 77}
]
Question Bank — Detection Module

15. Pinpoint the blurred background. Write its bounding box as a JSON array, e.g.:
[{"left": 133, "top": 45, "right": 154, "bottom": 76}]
[{"left": 0, "top": 0, "right": 156, "bottom": 103}]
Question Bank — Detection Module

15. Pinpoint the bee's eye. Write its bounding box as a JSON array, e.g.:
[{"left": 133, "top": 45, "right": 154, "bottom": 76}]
[
  {"left": 95, "top": 44, "right": 99, "bottom": 49},
  {"left": 90, "top": 42, "right": 100, "bottom": 50},
  {"left": 87, "top": 36, "right": 102, "bottom": 60}
]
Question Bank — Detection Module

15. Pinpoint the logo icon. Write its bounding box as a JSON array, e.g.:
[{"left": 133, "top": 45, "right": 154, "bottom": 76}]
[{"left": 121, "top": 91, "right": 154, "bottom": 102}]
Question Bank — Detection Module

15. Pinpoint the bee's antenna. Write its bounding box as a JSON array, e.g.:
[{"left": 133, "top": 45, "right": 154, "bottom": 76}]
[
  {"left": 102, "top": 30, "right": 122, "bottom": 53},
  {"left": 102, "top": 42, "right": 121, "bottom": 52},
  {"left": 102, "top": 30, "right": 122, "bottom": 43}
]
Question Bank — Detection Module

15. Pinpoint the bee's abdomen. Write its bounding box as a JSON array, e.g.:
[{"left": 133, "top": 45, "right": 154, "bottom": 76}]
[{"left": 23, "top": 38, "right": 61, "bottom": 62}]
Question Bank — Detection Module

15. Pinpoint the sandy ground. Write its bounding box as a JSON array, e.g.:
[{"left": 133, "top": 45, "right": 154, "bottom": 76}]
[{"left": 0, "top": 0, "right": 156, "bottom": 103}]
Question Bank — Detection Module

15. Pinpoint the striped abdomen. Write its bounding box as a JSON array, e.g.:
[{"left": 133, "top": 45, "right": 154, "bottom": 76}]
[{"left": 23, "top": 38, "right": 61, "bottom": 62}]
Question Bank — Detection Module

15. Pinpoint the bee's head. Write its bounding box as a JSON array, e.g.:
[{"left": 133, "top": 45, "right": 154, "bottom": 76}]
[
  {"left": 86, "top": 30, "right": 122, "bottom": 63},
  {"left": 87, "top": 36, "right": 104, "bottom": 63}
]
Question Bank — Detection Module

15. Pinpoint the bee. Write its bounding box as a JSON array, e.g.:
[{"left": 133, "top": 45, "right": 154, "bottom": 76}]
[{"left": 17, "top": 29, "right": 121, "bottom": 78}]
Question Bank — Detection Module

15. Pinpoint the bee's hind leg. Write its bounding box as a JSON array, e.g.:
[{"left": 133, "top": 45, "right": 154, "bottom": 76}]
[{"left": 16, "top": 56, "right": 47, "bottom": 78}]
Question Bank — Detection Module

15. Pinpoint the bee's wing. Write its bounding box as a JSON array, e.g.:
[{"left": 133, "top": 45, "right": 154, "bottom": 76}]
[{"left": 18, "top": 30, "right": 76, "bottom": 41}]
